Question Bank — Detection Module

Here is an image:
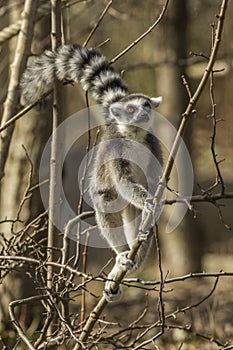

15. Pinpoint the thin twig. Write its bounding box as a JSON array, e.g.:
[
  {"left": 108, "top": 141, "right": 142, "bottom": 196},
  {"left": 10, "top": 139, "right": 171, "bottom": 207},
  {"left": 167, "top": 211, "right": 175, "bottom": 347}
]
[
  {"left": 164, "top": 191, "right": 233, "bottom": 205},
  {"left": 0, "top": 255, "right": 96, "bottom": 280},
  {"left": 163, "top": 324, "right": 227, "bottom": 348},
  {"left": 11, "top": 145, "right": 34, "bottom": 233},
  {"left": 131, "top": 277, "right": 220, "bottom": 347},
  {"left": 61, "top": 211, "right": 94, "bottom": 267},
  {"left": 83, "top": 0, "right": 113, "bottom": 47},
  {"left": 9, "top": 295, "right": 50, "bottom": 350},
  {"left": 181, "top": 74, "right": 192, "bottom": 99},
  {"left": 0, "top": 93, "right": 50, "bottom": 133},
  {"left": 209, "top": 24, "right": 225, "bottom": 195},
  {"left": 125, "top": 271, "right": 232, "bottom": 286},
  {"left": 132, "top": 226, "right": 166, "bottom": 350},
  {"left": 110, "top": 0, "right": 169, "bottom": 63},
  {"left": 75, "top": 92, "right": 92, "bottom": 274},
  {"left": 80, "top": 232, "right": 90, "bottom": 328},
  {"left": 0, "top": 0, "right": 89, "bottom": 45},
  {"left": 46, "top": 0, "right": 63, "bottom": 336},
  {"left": 46, "top": 290, "right": 86, "bottom": 349}
]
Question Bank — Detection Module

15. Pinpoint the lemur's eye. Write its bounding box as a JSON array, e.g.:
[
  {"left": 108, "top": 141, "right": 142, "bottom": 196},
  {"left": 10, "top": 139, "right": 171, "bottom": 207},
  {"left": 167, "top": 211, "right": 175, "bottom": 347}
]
[
  {"left": 143, "top": 101, "right": 151, "bottom": 110},
  {"left": 126, "top": 105, "right": 135, "bottom": 114}
]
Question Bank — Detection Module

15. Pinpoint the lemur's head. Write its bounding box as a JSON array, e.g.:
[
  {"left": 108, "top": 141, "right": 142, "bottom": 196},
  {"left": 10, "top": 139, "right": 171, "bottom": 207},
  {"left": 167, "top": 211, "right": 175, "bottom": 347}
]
[{"left": 108, "top": 94, "right": 162, "bottom": 125}]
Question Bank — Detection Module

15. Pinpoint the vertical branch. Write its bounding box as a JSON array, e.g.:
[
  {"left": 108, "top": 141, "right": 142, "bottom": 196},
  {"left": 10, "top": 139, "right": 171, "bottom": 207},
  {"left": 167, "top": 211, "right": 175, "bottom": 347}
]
[
  {"left": 77, "top": 92, "right": 91, "bottom": 217},
  {"left": 209, "top": 25, "right": 225, "bottom": 195},
  {"left": 47, "top": 0, "right": 63, "bottom": 333},
  {"left": 70, "top": 91, "right": 91, "bottom": 277},
  {"left": 77, "top": 93, "right": 91, "bottom": 328},
  {"left": 0, "top": 0, "right": 38, "bottom": 180},
  {"left": 71, "top": 92, "right": 92, "bottom": 285},
  {"left": 80, "top": 232, "right": 90, "bottom": 328},
  {"left": 155, "top": 225, "right": 165, "bottom": 335},
  {"left": 133, "top": 225, "right": 165, "bottom": 350}
]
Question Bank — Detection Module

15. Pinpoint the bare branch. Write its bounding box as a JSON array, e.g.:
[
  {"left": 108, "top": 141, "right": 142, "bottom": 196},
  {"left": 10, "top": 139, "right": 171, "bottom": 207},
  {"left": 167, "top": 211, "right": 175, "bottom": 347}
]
[
  {"left": 46, "top": 0, "right": 64, "bottom": 336},
  {"left": 0, "top": 0, "right": 38, "bottom": 180},
  {"left": 9, "top": 295, "right": 49, "bottom": 350},
  {"left": 125, "top": 270, "right": 233, "bottom": 286},
  {"left": 209, "top": 26, "right": 226, "bottom": 194},
  {"left": 0, "top": 0, "right": 89, "bottom": 45},
  {"left": 132, "top": 225, "right": 166, "bottom": 349},
  {"left": 0, "top": 92, "right": 52, "bottom": 133},
  {"left": 83, "top": 0, "right": 113, "bottom": 47},
  {"left": 110, "top": 0, "right": 169, "bottom": 63}
]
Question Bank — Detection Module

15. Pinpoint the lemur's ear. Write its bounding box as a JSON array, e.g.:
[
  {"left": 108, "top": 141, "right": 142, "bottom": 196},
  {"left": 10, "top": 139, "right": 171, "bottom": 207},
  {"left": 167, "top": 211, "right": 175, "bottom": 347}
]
[
  {"left": 150, "top": 96, "right": 163, "bottom": 108},
  {"left": 109, "top": 102, "right": 123, "bottom": 116}
]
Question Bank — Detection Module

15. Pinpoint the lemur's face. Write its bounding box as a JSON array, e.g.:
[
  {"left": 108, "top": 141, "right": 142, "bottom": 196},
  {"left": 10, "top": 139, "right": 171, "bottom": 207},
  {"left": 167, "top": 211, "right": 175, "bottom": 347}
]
[{"left": 109, "top": 94, "right": 162, "bottom": 125}]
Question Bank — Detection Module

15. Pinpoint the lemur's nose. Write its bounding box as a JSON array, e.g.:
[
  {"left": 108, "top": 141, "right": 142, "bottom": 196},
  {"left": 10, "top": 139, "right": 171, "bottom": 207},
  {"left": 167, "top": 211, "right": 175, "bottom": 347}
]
[{"left": 135, "top": 112, "right": 149, "bottom": 122}]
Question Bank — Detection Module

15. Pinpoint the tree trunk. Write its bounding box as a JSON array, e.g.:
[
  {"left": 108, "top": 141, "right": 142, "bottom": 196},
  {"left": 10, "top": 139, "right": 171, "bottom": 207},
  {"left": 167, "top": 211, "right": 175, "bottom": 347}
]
[
  {"left": 0, "top": 6, "right": 51, "bottom": 327},
  {"left": 156, "top": 1, "right": 204, "bottom": 275}
]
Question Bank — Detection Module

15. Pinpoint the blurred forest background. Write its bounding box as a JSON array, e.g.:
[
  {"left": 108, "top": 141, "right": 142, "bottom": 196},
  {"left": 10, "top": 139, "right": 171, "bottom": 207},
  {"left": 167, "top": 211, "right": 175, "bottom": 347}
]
[{"left": 0, "top": 0, "right": 232, "bottom": 349}]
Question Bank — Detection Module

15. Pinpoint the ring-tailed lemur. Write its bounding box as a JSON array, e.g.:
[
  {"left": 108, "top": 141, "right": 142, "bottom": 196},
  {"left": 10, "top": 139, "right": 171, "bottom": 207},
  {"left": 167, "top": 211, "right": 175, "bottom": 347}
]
[{"left": 21, "top": 45, "right": 163, "bottom": 302}]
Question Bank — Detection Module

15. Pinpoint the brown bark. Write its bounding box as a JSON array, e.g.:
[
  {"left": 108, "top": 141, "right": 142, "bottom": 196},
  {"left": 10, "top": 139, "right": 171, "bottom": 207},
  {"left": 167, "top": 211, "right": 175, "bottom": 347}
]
[
  {"left": 0, "top": 2, "right": 51, "bottom": 326},
  {"left": 156, "top": 1, "right": 203, "bottom": 275}
]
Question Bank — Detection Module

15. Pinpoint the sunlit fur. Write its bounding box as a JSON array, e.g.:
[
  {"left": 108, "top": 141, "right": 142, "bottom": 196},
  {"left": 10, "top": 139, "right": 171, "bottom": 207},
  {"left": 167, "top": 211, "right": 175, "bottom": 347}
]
[
  {"left": 21, "top": 45, "right": 128, "bottom": 105},
  {"left": 21, "top": 45, "right": 163, "bottom": 302}
]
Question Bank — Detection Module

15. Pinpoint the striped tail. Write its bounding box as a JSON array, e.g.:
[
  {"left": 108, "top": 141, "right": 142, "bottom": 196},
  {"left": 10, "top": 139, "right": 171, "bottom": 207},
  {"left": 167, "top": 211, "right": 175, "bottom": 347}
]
[{"left": 21, "top": 45, "right": 128, "bottom": 105}]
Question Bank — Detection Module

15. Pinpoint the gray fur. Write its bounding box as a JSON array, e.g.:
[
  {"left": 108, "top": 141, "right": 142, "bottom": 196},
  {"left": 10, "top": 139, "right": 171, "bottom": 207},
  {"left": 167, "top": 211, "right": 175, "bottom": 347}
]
[
  {"left": 88, "top": 95, "right": 163, "bottom": 301},
  {"left": 21, "top": 45, "right": 128, "bottom": 105},
  {"left": 21, "top": 45, "right": 163, "bottom": 302}
]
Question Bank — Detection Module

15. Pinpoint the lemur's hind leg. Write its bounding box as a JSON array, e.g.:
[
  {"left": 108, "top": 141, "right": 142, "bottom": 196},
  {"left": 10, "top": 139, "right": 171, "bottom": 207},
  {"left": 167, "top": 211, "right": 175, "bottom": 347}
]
[
  {"left": 122, "top": 205, "right": 153, "bottom": 271},
  {"left": 95, "top": 211, "right": 134, "bottom": 302}
]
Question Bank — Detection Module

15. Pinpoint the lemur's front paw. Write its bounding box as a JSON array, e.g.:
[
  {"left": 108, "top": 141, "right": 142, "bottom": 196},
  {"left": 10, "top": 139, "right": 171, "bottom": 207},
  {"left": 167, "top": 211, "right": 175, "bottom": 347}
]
[
  {"left": 116, "top": 251, "right": 135, "bottom": 272},
  {"left": 144, "top": 197, "right": 155, "bottom": 213},
  {"left": 103, "top": 282, "right": 122, "bottom": 302},
  {"left": 138, "top": 229, "right": 151, "bottom": 242},
  {"left": 139, "top": 197, "right": 155, "bottom": 232}
]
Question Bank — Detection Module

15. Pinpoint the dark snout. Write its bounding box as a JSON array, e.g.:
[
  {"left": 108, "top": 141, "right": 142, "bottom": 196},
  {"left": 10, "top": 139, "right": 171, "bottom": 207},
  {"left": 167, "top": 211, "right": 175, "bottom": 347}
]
[{"left": 134, "top": 111, "right": 150, "bottom": 123}]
